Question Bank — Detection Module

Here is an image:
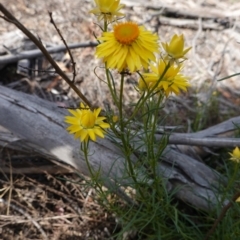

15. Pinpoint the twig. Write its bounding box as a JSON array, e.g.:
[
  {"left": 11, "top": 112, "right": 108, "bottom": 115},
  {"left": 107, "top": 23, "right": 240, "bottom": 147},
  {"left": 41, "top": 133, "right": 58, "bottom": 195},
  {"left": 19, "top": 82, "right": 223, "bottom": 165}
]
[
  {"left": 82, "top": 188, "right": 93, "bottom": 211},
  {"left": 204, "top": 191, "right": 240, "bottom": 240},
  {"left": 5, "top": 151, "right": 13, "bottom": 216},
  {"left": 48, "top": 11, "right": 77, "bottom": 83},
  {"left": 0, "top": 213, "right": 79, "bottom": 224},
  {"left": 0, "top": 3, "right": 92, "bottom": 108},
  {"left": 0, "top": 42, "right": 97, "bottom": 65}
]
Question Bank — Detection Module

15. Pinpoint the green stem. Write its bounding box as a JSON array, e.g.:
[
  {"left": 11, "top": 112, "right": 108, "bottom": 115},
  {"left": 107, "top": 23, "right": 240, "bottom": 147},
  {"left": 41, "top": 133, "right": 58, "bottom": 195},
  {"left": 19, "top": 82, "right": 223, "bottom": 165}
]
[
  {"left": 104, "top": 20, "right": 107, "bottom": 32},
  {"left": 149, "top": 93, "right": 163, "bottom": 180},
  {"left": 225, "top": 163, "right": 240, "bottom": 194},
  {"left": 118, "top": 74, "right": 145, "bottom": 198},
  {"left": 105, "top": 67, "right": 119, "bottom": 108},
  {"left": 82, "top": 141, "right": 104, "bottom": 194},
  {"left": 217, "top": 72, "right": 240, "bottom": 82},
  {"left": 119, "top": 74, "right": 124, "bottom": 123},
  {"left": 125, "top": 62, "right": 171, "bottom": 126}
]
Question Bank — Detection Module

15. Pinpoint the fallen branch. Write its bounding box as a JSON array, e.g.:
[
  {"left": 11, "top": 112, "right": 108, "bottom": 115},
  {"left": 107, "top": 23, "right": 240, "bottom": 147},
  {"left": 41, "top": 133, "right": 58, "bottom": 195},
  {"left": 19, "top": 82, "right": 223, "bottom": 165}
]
[
  {"left": 0, "top": 85, "right": 233, "bottom": 211},
  {"left": 0, "top": 41, "right": 97, "bottom": 65}
]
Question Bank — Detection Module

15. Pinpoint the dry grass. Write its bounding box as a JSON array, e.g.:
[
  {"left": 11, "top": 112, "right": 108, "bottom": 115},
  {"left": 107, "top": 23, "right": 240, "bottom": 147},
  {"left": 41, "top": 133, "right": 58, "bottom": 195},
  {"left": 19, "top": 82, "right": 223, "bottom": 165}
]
[{"left": 0, "top": 164, "right": 118, "bottom": 239}]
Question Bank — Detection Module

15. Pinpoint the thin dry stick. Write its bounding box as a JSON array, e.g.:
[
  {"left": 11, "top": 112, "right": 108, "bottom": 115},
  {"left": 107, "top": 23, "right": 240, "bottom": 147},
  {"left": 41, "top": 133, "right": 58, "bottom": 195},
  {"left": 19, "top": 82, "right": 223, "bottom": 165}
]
[
  {"left": 48, "top": 11, "right": 77, "bottom": 83},
  {"left": 0, "top": 3, "right": 92, "bottom": 108},
  {"left": 204, "top": 191, "right": 240, "bottom": 240},
  {"left": 0, "top": 213, "right": 79, "bottom": 224},
  {"left": 6, "top": 151, "right": 13, "bottom": 216},
  {"left": 0, "top": 150, "right": 14, "bottom": 215},
  {"left": 82, "top": 188, "right": 93, "bottom": 211}
]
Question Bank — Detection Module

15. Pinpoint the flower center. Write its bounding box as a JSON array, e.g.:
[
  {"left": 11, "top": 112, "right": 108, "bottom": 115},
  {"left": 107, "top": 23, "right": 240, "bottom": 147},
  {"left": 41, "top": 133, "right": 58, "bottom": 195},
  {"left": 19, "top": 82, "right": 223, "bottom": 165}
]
[
  {"left": 114, "top": 22, "right": 139, "bottom": 45},
  {"left": 81, "top": 111, "right": 96, "bottom": 128},
  {"left": 100, "top": 7, "right": 111, "bottom": 14}
]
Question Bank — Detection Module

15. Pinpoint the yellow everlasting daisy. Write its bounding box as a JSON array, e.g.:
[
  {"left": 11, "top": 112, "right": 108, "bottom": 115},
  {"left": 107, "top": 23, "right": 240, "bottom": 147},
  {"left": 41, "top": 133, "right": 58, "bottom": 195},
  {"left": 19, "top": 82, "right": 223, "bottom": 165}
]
[
  {"left": 138, "top": 59, "right": 190, "bottom": 96},
  {"left": 96, "top": 22, "right": 159, "bottom": 73},
  {"left": 162, "top": 34, "right": 191, "bottom": 60},
  {"left": 229, "top": 147, "right": 240, "bottom": 163},
  {"left": 89, "top": 0, "right": 125, "bottom": 22},
  {"left": 65, "top": 103, "right": 110, "bottom": 142}
]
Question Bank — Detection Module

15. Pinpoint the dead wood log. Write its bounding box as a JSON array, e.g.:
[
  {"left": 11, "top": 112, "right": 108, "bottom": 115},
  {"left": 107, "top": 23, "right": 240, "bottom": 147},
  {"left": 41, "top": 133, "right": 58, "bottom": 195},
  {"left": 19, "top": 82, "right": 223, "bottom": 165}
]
[{"left": 0, "top": 85, "right": 236, "bottom": 211}]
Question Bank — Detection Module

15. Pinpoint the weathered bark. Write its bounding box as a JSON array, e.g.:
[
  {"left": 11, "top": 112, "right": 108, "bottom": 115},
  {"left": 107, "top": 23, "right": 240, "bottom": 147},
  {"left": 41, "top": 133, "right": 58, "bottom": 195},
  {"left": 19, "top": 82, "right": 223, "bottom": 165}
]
[{"left": 1, "top": 85, "right": 239, "bottom": 211}]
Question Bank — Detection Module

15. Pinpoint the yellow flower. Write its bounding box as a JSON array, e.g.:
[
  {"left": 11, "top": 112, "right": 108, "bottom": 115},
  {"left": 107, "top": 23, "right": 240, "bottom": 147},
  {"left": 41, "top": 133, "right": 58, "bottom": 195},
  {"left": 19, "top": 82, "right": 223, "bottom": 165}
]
[
  {"left": 65, "top": 103, "right": 110, "bottom": 142},
  {"left": 89, "top": 0, "right": 125, "bottom": 22},
  {"left": 138, "top": 59, "right": 190, "bottom": 96},
  {"left": 96, "top": 22, "right": 159, "bottom": 72},
  {"left": 162, "top": 34, "right": 191, "bottom": 60},
  {"left": 229, "top": 147, "right": 240, "bottom": 163},
  {"left": 112, "top": 115, "right": 118, "bottom": 122}
]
